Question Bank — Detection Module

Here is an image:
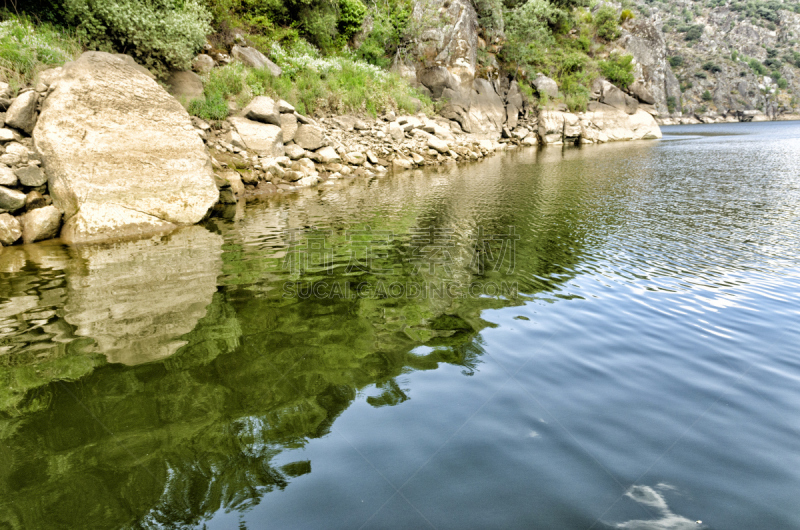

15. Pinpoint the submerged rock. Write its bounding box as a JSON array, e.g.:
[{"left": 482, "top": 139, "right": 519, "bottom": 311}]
[{"left": 33, "top": 52, "right": 219, "bottom": 243}]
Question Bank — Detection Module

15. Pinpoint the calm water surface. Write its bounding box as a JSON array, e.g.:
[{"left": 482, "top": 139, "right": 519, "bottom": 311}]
[{"left": 1, "top": 121, "right": 799, "bottom": 529}]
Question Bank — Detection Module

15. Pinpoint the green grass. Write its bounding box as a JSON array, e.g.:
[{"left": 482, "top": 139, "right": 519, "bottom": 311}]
[
  {"left": 188, "top": 42, "right": 432, "bottom": 121},
  {"left": 0, "top": 12, "right": 82, "bottom": 92}
]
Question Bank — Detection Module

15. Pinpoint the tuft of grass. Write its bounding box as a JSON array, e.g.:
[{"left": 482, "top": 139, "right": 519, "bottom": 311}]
[
  {"left": 0, "top": 12, "right": 82, "bottom": 92},
  {"left": 187, "top": 42, "right": 432, "bottom": 121}
]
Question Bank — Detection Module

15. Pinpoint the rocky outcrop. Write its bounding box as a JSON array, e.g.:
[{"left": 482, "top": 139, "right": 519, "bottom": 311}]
[
  {"left": 619, "top": 19, "right": 681, "bottom": 116},
  {"left": 34, "top": 52, "right": 219, "bottom": 244}
]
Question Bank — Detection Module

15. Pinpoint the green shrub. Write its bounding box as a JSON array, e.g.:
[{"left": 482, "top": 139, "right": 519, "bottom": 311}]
[
  {"left": 748, "top": 58, "right": 769, "bottom": 75},
  {"left": 702, "top": 61, "right": 722, "bottom": 73},
  {"left": 684, "top": 24, "right": 703, "bottom": 41},
  {"left": 731, "top": 49, "right": 739, "bottom": 61},
  {"left": 188, "top": 91, "right": 229, "bottom": 121},
  {"left": 619, "top": 9, "right": 635, "bottom": 23},
  {"left": 37, "top": 0, "right": 212, "bottom": 76},
  {"left": 702, "top": 89, "right": 713, "bottom": 101},
  {"left": 594, "top": 5, "right": 621, "bottom": 40},
  {"left": 669, "top": 55, "right": 684, "bottom": 67},
  {"left": 599, "top": 53, "right": 634, "bottom": 88},
  {"left": 666, "top": 95, "right": 677, "bottom": 113},
  {"left": 694, "top": 71, "right": 707, "bottom": 78},
  {"left": 777, "top": 78, "right": 788, "bottom": 89},
  {"left": 337, "top": 0, "right": 367, "bottom": 43}
]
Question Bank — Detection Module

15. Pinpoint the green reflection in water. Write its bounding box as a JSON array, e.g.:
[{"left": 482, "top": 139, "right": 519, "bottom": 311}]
[{"left": 0, "top": 146, "right": 622, "bottom": 528}]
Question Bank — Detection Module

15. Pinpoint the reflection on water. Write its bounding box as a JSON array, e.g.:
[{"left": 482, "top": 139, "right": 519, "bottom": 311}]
[
  {"left": 63, "top": 227, "right": 223, "bottom": 365},
  {"left": 1, "top": 121, "right": 800, "bottom": 529}
]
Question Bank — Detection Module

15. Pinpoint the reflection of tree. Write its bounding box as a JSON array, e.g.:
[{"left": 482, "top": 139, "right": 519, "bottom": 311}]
[{"left": 0, "top": 147, "right": 627, "bottom": 528}]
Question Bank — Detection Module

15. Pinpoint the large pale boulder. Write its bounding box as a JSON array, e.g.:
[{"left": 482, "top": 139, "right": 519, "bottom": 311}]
[
  {"left": 581, "top": 103, "right": 662, "bottom": 142},
  {"left": 33, "top": 52, "right": 219, "bottom": 243},
  {"left": 229, "top": 117, "right": 284, "bottom": 156}
]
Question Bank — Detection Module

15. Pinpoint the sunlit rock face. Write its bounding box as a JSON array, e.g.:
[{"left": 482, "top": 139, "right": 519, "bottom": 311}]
[{"left": 63, "top": 226, "right": 223, "bottom": 365}]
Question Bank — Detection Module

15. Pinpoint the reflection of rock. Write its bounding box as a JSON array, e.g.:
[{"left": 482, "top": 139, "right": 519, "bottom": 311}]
[{"left": 63, "top": 226, "right": 223, "bottom": 365}]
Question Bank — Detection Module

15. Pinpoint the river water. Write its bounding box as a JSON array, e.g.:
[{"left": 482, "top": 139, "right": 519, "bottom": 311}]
[{"left": 1, "top": 121, "right": 799, "bottom": 529}]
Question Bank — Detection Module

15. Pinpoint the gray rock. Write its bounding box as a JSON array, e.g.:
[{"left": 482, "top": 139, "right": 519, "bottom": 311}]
[
  {"left": 0, "top": 166, "right": 16, "bottom": 186},
  {"left": 599, "top": 80, "right": 639, "bottom": 115},
  {"left": 33, "top": 52, "right": 218, "bottom": 243},
  {"left": 0, "top": 129, "right": 14, "bottom": 142},
  {"left": 532, "top": 74, "right": 559, "bottom": 99},
  {"left": 192, "top": 54, "right": 216, "bottom": 74},
  {"left": 284, "top": 144, "right": 306, "bottom": 160},
  {"left": 15, "top": 166, "right": 47, "bottom": 187},
  {"left": 243, "top": 96, "right": 281, "bottom": 125},
  {"left": 25, "top": 190, "right": 48, "bottom": 210},
  {"left": 277, "top": 100, "right": 295, "bottom": 113},
  {"left": 418, "top": 66, "right": 458, "bottom": 99},
  {"left": 312, "top": 146, "right": 340, "bottom": 164},
  {"left": 21, "top": 205, "right": 62, "bottom": 243},
  {"left": 427, "top": 136, "right": 450, "bottom": 153},
  {"left": 167, "top": 71, "right": 204, "bottom": 101},
  {"left": 0, "top": 213, "right": 21, "bottom": 245},
  {"left": 5, "top": 91, "right": 38, "bottom": 134},
  {"left": 280, "top": 112, "right": 298, "bottom": 142},
  {"left": 229, "top": 117, "right": 284, "bottom": 156},
  {"left": 294, "top": 124, "right": 324, "bottom": 150},
  {"left": 628, "top": 81, "right": 656, "bottom": 105},
  {"left": 231, "top": 46, "right": 282, "bottom": 76},
  {"left": 0, "top": 154, "right": 20, "bottom": 166},
  {"left": 0, "top": 82, "right": 10, "bottom": 99},
  {"left": 0, "top": 186, "right": 26, "bottom": 212},
  {"left": 388, "top": 121, "right": 405, "bottom": 142},
  {"left": 332, "top": 115, "right": 356, "bottom": 131}
]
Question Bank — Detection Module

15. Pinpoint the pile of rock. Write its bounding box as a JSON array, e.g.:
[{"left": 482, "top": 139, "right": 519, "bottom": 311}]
[
  {"left": 0, "top": 82, "right": 62, "bottom": 246},
  {"left": 196, "top": 96, "right": 514, "bottom": 206}
]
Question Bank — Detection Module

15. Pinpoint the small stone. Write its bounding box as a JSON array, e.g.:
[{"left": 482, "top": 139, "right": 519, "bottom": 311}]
[
  {"left": 0, "top": 166, "right": 16, "bottom": 186},
  {"left": 5, "top": 91, "right": 38, "bottom": 134},
  {"left": 0, "top": 82, "right": 10, "bottom": 99},
  {"left": 344, "top": 152, "right": 366, "bottom": 166},
  {"left": 280, "top": 112, "right": 298, "bottom": 143},
  {"left": 15, "top": 166, "right": 47, "bottom": 187},
  {"left": 0, "top": 212, "right": 21, "bottom": 245},
  {"left": 392, "top": 157, "right": 413, "bottom": 171},
  {"left": 243, "top": 96, "right": 281, "bottom": 125},
  {"left": 285, "top": 144, "right": 306, "bottom": 160},
  {"left": 0, "top": 186, "right": 27, "bottom": 212},
  {"left": 294, "top": 124, "right": 324, "bottom": 151},
  {"left": 427, "top": 136, "right": 450, "bottom": 154},
  {"left": 411, "top": 152, "right": 424, "bottom": 164},
  {"left": 0, "top": 129, "right": 14, "bottom": 142},
  {"left": 192, "top": 54, "right": 216, "bottom": 74},
  {"left": 0, "top": 153, "right": 22, "bottom": 166},
  {"left": 312, "top": 146, "right": 340, "bottom": 164},
  {"left": 25, "top": 190, "right": 48, "bottom": 211},
  {"left": 389, "top": 122, "right": 404, "bottom": 142},
  {"left": 277, "top": 100, "right": 295, "bottom": 113}
]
